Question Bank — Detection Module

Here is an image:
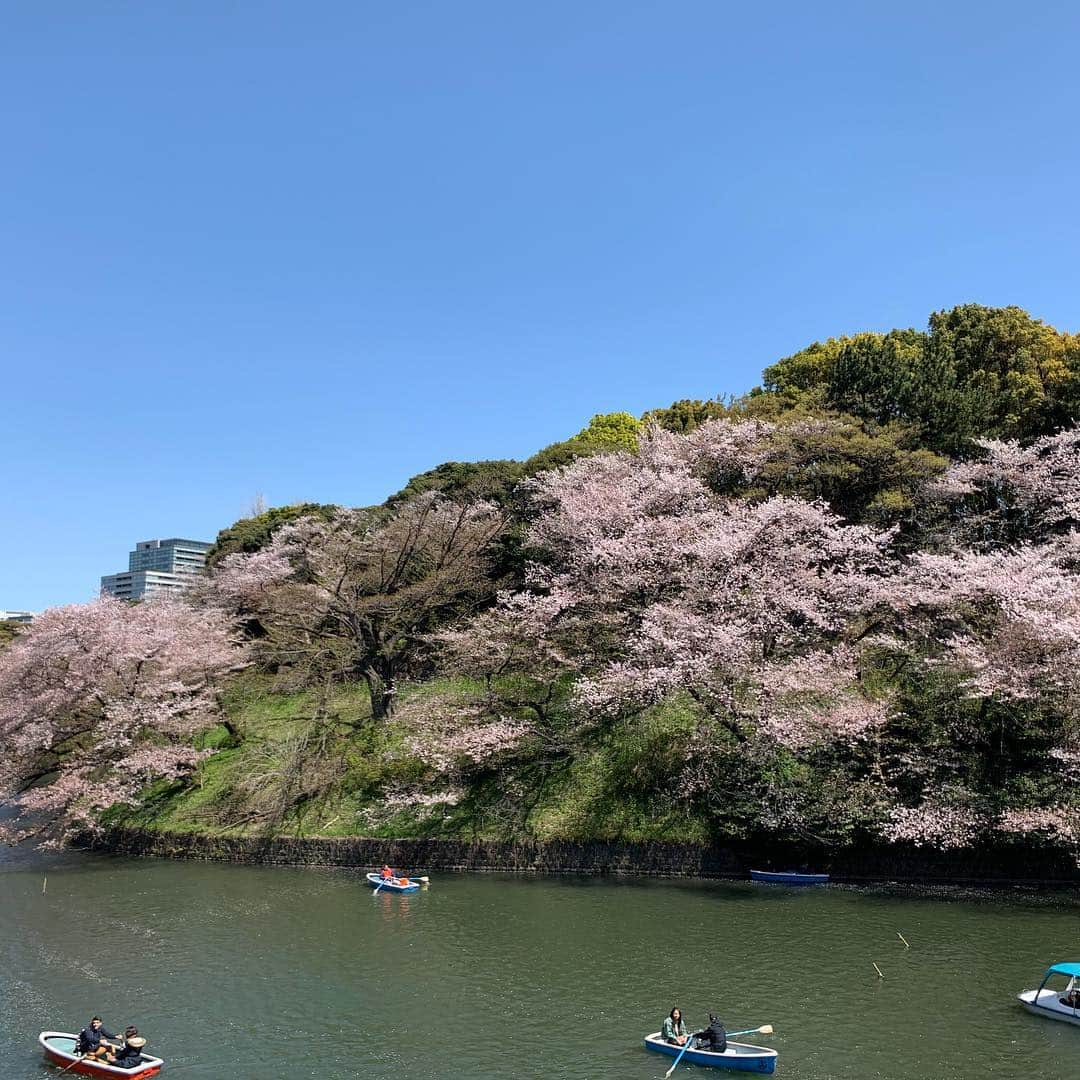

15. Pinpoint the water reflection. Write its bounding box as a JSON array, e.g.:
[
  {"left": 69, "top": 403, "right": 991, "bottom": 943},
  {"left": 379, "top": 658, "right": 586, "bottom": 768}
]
[{"left": 376, "top": 892, "right": 411, "bottom": 920}]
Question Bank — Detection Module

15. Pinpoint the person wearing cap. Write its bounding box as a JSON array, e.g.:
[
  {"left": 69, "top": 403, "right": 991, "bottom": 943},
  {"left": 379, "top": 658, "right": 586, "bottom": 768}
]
[
  {"left": 107, "top": 1026, "right": 149, "bottom": 1069},
  {"left": 75, "top": 1017, "right": 117, "bottom": 1059},
  {"left": 693, "top": 1013, "right": 727, "bottom": 1053}
]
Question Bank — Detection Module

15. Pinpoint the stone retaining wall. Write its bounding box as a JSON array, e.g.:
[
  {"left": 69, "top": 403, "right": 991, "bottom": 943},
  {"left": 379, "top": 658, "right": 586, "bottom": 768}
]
[{"left": 76, "top": 828, "right": 1080, "bottom": 886}]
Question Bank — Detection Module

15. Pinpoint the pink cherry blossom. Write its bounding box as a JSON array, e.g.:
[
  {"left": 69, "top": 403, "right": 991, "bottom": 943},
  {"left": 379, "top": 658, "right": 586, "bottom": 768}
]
[{"left": 0, "top": 595, "right": 245, "bottom": 840}]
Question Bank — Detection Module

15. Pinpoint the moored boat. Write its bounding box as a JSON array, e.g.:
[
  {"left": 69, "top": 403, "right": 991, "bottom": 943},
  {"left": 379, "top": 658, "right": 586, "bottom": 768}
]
[
  {"left": 644, "top": 1032, "right": 777, "bottom": 1073},
  {"left": 750, "top": 870, "right": 828, "bottom": 886},
  {"left": 1018, "top": 962, "right": 1080, "bottom": 1027},
  {"left": 366, "top": 871, "right": 421, "bottom": 893},
  {"left": 39, "top": 1032, "right": 164, "bottom": 1078}
]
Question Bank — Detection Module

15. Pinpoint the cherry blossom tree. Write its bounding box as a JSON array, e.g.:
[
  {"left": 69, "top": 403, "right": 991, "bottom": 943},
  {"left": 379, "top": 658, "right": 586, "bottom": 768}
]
[
  {"left": 0, "top": 595, "right": 245, "bottom": 840},
  {"left": 872, "top": 447, "right": 1080, "bottom": 851},
  {"left": 931, "top": 426, "right": 1080, "bottom": 546},
  {"left": 877, "top": 535, "right": 1080, "bottom": 705},
  {"left": 209, "top": 494, "right": 509, "bottom": 719},
  {"left": 450, "top": 421, "right": 898, "bottom": 749}
]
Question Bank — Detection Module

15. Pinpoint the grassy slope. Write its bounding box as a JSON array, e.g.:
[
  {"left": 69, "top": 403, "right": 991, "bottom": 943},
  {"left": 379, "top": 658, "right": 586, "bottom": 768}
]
[{"left": 115, "top": 674, "right": 713, "bottom": 843}]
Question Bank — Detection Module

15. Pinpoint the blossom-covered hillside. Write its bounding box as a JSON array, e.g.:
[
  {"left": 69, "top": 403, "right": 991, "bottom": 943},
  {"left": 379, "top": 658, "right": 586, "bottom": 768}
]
[{"left": 3, "top": 304, "right": 1079, "bottom": 859}]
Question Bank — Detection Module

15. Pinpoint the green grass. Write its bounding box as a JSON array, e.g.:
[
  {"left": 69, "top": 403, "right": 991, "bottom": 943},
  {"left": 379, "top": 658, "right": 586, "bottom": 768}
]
[{"left": 111, "top": 674, "right": 718, "bottom": 844}]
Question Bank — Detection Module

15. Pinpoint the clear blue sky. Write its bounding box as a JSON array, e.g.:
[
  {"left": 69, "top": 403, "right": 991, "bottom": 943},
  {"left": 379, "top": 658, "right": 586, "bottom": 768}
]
[{"left": 3, "top": 1, "right": 1079, "bottom": 611}]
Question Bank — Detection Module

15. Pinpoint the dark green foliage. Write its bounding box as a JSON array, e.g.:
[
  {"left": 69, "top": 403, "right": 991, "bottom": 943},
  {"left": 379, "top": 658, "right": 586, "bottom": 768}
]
[
  {"left": 523, "top": 412, "right": 642, "bottom": 474},
  {"left": 741, "top": 413, "right": 947, "bottom": 527},
  {"left": 865, "top": 647, "right": 1072, "bottom": 816},
  {"left": 207, "top": 503, "right": 338, "bottom": 566},
  {"left": 642, "top": 397, "right": 732, "bottom": 433},
  {"left": 763, "top": 305, "right": 1079, "bottom": 452},
  {"left": 385, "top": 460, "right": 524, "bottom": 507}
]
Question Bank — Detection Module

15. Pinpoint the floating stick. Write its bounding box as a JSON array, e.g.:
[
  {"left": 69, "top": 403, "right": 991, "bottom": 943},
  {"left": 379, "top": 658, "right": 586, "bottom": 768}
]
[
  {"left": 872, "top": 962, "right": 885, "bottom": 978},
  {"left": 897, "top": 932, "right": 910, "bottom": 948},
  {"left": 42, "top": 875, "right": 47, "bottom": 895}
]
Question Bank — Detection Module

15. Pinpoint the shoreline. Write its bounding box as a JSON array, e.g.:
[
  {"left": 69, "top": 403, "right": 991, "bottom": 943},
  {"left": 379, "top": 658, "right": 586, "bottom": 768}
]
[{"left": 74, "top": 827, "right": 1080, "bottom": 889}]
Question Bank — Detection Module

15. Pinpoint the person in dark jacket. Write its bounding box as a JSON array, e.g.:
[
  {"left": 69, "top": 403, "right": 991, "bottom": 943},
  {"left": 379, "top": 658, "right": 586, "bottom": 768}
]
[
  {"left": 76, "top": 1017, "right": 117, "bottom": 1059},
  {"left": 108, "top": 1027, "right": 148, "bottom": 1069},
  {"left": 693, "top": 1013, "right": 727, "bottom": 1053}
]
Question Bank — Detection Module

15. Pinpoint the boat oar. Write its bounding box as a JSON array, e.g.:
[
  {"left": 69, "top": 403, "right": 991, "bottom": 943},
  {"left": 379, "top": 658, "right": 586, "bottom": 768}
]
[
  {"left": 663, "top": 1036, "right": 695, "bottom": 1078},
  {"left": 663, "top": 1025, "right": 774, "bottom": 1078},
  {"left": 728, "top": 1024, "right": 773, "bottom": 1038},
  {"left": 59, "top": 1052, "right": 87, "bottom": 1074}
]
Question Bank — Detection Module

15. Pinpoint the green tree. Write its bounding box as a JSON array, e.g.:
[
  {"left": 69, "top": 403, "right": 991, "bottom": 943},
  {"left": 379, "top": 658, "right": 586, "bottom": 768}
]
[
  {"left": 523, "top": 411, "right": 642, "bottom": 474},
  {"left": 641, "top": 398, "right": 731, "bottom": 433},
  {"left": 207, "top": 503, "right": 338, "bottom": 566},
  {"left": 761, "top": 305, "right": 1079, "bottom": 452},
  {"left": 384, "top": 460, "right": 524, "bottom": 507}
]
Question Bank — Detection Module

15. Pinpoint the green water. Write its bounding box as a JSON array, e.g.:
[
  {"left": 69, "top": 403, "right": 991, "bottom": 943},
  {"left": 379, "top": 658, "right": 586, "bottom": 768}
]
[{"left": 0, "top": 850, "right": 1076, "bottom": 1079}]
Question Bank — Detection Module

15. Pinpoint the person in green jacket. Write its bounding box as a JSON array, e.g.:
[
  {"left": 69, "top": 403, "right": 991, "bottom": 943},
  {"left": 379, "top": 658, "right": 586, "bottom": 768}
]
[{"left": 662, "top": 1006, "right": 688, "bottom": 1046}]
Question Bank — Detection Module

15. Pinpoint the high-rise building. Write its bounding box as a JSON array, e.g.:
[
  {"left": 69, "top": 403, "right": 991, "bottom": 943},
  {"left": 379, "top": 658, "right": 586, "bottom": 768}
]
[
  {"left": 100, "top": 538, "right": 213, "bottom": 602},
  {"left": 0, "top": 609, "right": 34, "bottom": 623}
]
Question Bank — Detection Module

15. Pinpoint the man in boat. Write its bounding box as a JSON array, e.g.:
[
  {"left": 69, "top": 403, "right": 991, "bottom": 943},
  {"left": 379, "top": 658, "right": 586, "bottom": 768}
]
[
  {"left": 380, "top": 864, "right": 394, "bottom": 880},
  {"left": 693, "top": 1013, "right": 727, "bottom": 1053},
  {"left": 75, "top": 1016, "right": 118, "bottom": 1060},
  {"left": 107, "top": 1027, "right": 149, "bottom": 1070}
]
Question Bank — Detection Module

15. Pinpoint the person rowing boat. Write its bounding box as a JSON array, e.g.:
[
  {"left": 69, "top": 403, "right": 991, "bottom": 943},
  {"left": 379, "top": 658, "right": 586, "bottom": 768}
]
[
  {"left": 692, "top": 1012, "right": 727, "bottom": 1053},
  {"left": 76, "top": 1017, "right": 118, "bottom": 1060}
]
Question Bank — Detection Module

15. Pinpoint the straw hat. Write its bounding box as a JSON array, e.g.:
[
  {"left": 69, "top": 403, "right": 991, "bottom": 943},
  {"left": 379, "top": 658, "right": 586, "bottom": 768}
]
[{"left": 126, "top": 1037, "right": 147, "bottom": 1049}]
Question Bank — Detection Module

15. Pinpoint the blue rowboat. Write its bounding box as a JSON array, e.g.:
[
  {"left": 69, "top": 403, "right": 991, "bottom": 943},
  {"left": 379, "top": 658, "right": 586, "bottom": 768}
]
[
  {"left": 750, "top": 870, "right": 828, "bottom": 886},
  {"left": 644, "top": 1033, "right": 777, "bottom": 1073},
  {"left": 366, "top": 872, "right": 421, "bottom": 893}
]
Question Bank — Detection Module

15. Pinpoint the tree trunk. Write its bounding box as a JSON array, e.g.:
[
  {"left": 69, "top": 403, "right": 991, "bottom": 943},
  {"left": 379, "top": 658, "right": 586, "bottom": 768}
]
[{"left": 362, "top": 658, "right": 396, "bottom": 720}]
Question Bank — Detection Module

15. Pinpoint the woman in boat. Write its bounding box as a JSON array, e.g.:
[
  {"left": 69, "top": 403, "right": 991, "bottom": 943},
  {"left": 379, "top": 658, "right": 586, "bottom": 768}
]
[
  {"left": 107, "top": 1027, "right": 148, "bottom": 1070},
  {"left": 693, "top": 1013, "right": 727, "bottom": 1053},
  {"left": 662, "top": 1007, "right": 688, "bottom": 1046}
]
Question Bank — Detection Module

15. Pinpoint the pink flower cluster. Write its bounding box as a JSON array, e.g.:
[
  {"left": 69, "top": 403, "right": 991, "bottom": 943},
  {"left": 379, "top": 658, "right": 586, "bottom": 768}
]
[{"left": 0, "top": 595, "right": 245, "bottom": 838}]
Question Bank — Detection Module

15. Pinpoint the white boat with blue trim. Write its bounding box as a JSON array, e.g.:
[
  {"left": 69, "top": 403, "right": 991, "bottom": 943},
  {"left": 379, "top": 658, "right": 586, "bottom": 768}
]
[{"left": 1018, "top": 962, "right": 1080, "bottom": 1026}]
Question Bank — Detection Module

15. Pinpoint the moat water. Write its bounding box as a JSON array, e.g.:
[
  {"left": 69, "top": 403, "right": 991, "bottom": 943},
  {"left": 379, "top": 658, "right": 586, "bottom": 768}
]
[{"left": 1, "top": 846, "right": 1076, "bottom": 1079}]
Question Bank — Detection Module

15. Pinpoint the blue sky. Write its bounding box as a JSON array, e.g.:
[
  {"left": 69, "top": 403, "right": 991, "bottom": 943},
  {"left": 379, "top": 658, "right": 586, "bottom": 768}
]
[{"left": 3, "top": 1, "right": 1079, "bottom": 611}]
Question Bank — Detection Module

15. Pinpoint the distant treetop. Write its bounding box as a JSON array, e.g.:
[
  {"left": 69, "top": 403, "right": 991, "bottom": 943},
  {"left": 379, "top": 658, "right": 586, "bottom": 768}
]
[
  {"left": 760, "top": 304, "right": 1079, "bottom": 451},
  {"left": 207, "top": 502, "right": 338, "bottom": 566}
]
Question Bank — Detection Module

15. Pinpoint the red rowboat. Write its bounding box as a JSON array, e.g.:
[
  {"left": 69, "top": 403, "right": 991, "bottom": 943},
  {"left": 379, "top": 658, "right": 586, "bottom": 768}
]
[{"left": 39, "top": 1032, "right": 164, "bottom": 1078}]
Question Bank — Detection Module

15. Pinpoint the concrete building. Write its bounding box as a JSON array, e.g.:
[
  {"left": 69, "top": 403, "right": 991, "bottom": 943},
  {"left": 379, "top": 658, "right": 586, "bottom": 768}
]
[
  {"left": 100, "top": 538, "right": 213, "bottom": 602},
  {"left": 0, "top": 609, "right": 35, "bottom": 623}
]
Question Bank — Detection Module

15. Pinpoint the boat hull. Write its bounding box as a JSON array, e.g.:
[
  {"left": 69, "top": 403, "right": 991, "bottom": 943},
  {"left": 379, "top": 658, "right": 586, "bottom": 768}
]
[
  {"left": 366, "top": 872, "right": 420, "bottom": 893},
  {"left": 644, "top": 1033, "right": 777, "bottom": 1073},
  {"left": 39, "top": 1032, "right": 163, "bottom": 1078},
  {"left": 1018, "top": 989, "right": 1080, "bottom": 1026},
  {"left": 750, "top": 870, "right": 828, "bottom": 886}
]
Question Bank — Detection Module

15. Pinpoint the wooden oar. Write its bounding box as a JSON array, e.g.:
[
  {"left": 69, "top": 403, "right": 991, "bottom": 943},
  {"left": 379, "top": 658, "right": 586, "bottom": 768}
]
[
  {"left": 663, "top": 1025, "right": 773, "bottom": 1078},
  {"left": 59, "top": 1051, "right": 87, "bottom": 1073}
]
